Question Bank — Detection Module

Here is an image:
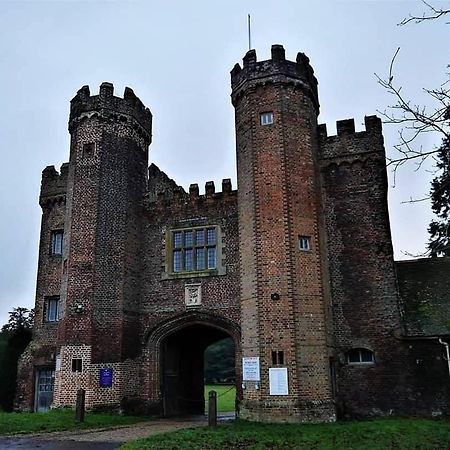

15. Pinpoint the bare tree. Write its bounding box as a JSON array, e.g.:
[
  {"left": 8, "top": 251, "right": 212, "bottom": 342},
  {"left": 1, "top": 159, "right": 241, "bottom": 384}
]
[
  {"left": 375, "top": 1, "right": 449, "bottom": 175},
  {"left": 376, "top": 1, "right": 450, "bottom": 257}
]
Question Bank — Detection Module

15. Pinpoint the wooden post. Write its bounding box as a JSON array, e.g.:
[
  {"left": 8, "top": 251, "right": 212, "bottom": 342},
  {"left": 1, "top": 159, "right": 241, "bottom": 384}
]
[
  {"left": 75, "top": 388, "right": 85, "bottom": 422},
  {"left": 208, "top": 390, "right": 217, "bottom": 427}
]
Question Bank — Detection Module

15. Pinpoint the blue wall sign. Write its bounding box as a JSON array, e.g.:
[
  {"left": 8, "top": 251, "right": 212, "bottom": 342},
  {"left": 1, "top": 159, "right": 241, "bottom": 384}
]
[{"left": 99, "top": 368, "right": 113, "bottom": 387}]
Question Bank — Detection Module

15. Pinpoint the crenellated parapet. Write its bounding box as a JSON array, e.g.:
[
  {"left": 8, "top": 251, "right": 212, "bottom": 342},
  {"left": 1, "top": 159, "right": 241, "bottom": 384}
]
[
  {"left": 231, "top": 44, "right": 319, "bottom": 112},
  {"left": 39, "top": 163, "right": 69, "bottom": 209},
  {"left": 145, "top": 178, "right": 236, "bottom": 211},
  {"left": 318, "top": 116, "right": 385, "bottom": 168},
  {"left": 69, "top": 83, "right": 152, "bottom": 144}
]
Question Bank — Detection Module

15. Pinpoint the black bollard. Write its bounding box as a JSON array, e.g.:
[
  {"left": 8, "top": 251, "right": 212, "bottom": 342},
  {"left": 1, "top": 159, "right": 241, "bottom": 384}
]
[
  {"left": 75, "top": 388, "right": 86, "bottom": 422},
  {"left": 208, "top": 390, "right": 217, "bottom": 427}
]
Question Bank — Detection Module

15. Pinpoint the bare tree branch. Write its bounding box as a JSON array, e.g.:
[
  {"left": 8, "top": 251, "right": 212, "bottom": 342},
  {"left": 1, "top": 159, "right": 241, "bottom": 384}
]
[
  {"left": 400, "top": 195, "right": 431, "bottom": 204},
  {"left": 398, "top": 1, "right": 450, "bottom": 25},
  {"left": 375, "top": 46, "right": 449, "bottom": 186}
]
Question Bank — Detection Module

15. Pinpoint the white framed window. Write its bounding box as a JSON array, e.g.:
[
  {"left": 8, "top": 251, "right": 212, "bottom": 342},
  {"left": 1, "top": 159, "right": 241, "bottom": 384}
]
[
  {"left": 260, "top": 111, "right": 274, "bottom": 126},
  {"left": 50, "top": 230, "right": 63, "bottom": 255},
  {"left": 44, "top": 296, "right": 59, "bottom": 323},
  {"left": 298, "top": 236, "right": 311, "bottom": 251},
  {"left": 346, "top": 348, "right": 374, "bottom": 365},
  {"left": 172, "top": 227, "right": 217, "bottom": 273}
]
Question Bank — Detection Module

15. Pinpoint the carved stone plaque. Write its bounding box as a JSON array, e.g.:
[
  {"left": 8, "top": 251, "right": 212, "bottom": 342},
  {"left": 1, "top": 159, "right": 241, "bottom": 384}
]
[{"left": 185, "top": 283, "right": 201, "bottom": 306}]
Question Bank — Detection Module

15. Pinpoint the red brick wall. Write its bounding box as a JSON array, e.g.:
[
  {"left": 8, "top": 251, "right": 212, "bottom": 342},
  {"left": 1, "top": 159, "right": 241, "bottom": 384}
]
[
  {"left": 232, "top": 46, "right": 335, "bottom": 422},
  {"left": 319, "top": 117, "right": 410, "bottom": 417},
  {"left": 139, "top": 184, "right": 241, "bottom": 411}
]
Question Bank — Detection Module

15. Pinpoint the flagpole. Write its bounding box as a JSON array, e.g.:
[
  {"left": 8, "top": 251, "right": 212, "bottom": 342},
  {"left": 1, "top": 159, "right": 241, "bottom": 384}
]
[{"left": 248, "top": 14, "right": 251, "bottom": 51}]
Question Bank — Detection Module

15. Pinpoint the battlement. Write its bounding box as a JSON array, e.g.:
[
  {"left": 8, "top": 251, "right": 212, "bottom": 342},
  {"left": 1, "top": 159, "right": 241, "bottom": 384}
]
[
  {"left": 318, "top": 116, "right": 385, "bottom": 161},
  {"left": 147, "top": 178, "right": 236, "bottom": 210},
  {"left": 40, "top": 163, "right": 69, "bottom": 208},
  {"left": 69, "top": 83, "right": 152, "bottom": 136},
  {"left": 231, "top": 44, "right": 319, "bottom": 111}
]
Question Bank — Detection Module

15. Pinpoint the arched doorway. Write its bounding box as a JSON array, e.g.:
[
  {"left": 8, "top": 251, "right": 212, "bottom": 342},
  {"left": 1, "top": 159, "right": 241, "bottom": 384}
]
[{"left": 148, "top": 312, "right": 240, "bottom": 417}]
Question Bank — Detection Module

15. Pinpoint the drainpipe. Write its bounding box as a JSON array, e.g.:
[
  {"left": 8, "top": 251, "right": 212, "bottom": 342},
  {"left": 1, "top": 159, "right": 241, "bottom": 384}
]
[{"left": 438, "top": 338, "right": 450, "bottom": 385}]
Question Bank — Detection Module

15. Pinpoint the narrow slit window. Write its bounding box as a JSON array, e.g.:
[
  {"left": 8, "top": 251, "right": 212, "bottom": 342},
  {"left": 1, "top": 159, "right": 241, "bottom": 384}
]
[
  {"left": 44, "top": 296, "right": 59, "bottom": 323},
  {"left": 51, "top": 230, "right": 63, "bottom": 255}
]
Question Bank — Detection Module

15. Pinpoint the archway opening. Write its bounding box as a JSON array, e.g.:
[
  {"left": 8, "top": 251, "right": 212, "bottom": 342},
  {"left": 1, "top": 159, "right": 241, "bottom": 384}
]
[
  {"left": 161, "top": 323, "right": 236, "bottom": 417},
  {"left": 204, "top": 336, "right": 236, "bottom": 414}
]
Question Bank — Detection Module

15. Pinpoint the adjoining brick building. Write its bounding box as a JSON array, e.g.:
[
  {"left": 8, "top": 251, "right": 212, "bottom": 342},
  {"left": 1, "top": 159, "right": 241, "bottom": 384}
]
[{"left": 16, "top": 45, "right": 450, "bottom": 422}]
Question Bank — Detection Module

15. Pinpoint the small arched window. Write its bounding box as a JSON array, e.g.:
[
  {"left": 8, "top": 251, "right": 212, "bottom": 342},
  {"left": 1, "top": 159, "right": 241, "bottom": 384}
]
[{"left": 346, "top": 348, "right": 374, "bottom": 365}]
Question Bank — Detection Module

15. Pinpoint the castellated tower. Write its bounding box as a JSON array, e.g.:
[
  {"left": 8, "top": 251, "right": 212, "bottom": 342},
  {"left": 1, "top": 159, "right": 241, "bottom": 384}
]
[
  {"left": 54, "top": 84, "right": 152, "bottom": 405},
  {"left": 231, "top": 45, "right": 335, "bottom": 422}
]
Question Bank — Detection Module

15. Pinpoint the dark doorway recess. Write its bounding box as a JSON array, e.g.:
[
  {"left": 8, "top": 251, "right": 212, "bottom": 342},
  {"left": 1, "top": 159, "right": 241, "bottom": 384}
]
[{"left": 161, "top": 324, "right": 234, "bottom": 417}]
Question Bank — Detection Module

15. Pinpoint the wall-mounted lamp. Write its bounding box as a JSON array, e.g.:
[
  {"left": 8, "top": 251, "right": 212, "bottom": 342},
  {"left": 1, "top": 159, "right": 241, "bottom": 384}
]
[
  {"left": 271, "top": 293, "right": 280, "bottom": 301},
  {"left": 74, "top": 304, "right": 84, "bottom": 314}
]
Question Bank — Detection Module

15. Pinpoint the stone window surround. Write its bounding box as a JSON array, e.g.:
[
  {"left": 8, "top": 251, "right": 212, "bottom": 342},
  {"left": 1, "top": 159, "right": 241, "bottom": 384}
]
[{"left": 162, "top": 224, "right": 226, "bottom": 279}]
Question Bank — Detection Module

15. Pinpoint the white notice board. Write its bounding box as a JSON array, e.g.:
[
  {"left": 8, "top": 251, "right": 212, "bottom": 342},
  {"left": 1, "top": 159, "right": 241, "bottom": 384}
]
[
  {"left": 242, "top": 357, "right": 260, "bottom": 381},
  {"left": 269, "top": 367, "right": 288, "bottom": 395}
]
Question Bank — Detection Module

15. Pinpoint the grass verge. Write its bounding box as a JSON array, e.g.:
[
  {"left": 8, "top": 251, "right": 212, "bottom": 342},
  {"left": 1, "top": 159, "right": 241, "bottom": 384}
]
[
  {"left": 204, "top": 385, "right": 235, "bottom": 413},
  {"left": 120, "top": 417, "right": 450, "bottom": 450},
  {"left": 0, "top": 409, "right": 149, "bottom": 435}
]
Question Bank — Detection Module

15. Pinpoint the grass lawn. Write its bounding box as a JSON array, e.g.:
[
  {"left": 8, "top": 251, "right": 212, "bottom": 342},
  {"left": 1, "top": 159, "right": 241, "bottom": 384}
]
[
  {"left": 0, "top": 409, "right": 149, "bottom": 435},
  {"left": 204, "top": 385, "right": 236, "bottom": 413},
  {"left": 121, "top": 418, "right": 450, "bottom": 450}
]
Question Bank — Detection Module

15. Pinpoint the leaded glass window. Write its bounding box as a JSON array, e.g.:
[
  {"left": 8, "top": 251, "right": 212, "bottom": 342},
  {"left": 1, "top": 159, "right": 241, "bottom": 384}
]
[{"left": 171, "top": 227, "right": 217, "bottom": 273}]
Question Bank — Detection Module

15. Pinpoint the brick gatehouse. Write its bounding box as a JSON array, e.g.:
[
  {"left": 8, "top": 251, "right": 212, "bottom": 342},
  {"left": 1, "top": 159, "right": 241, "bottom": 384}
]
[{"left": 16, "top": 45, "right": 450, "bottom": 422}]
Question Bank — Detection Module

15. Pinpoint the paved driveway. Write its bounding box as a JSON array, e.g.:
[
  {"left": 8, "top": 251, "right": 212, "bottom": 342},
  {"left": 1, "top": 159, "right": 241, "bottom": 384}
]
[{"left": 0, "top": 415, "right": 227, "bottom": 450}]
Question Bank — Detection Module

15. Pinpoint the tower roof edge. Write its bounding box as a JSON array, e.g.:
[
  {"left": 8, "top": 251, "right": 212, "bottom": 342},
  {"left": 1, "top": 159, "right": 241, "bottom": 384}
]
[
  {"left": 69, "top": 83, "right": 152, "bottom": 135},
  {"left": 230, "top": 45, "right": 319, "bottom": 113}
]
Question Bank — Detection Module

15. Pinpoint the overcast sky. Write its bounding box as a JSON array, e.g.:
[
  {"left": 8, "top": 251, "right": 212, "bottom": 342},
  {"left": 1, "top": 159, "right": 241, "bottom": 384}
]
[{"left": 0, "top": 0, "right": 448, "bottom": 326}]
